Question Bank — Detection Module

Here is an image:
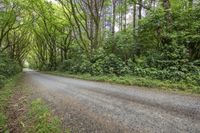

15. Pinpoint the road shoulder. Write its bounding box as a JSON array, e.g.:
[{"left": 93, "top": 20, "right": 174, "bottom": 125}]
[
  {"left": 44, "top": 71, "right": 200, "bottom": 96},
  {"left": 0, "top": 73, "right": 63, "bottom": 133}
]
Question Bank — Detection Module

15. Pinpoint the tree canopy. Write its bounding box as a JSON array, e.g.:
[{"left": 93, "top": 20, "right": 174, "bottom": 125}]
[{"left": 0, "top": 0, "right": 200, "bottom": 91}]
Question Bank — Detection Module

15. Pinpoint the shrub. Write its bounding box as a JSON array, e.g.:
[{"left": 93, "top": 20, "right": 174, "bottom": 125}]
[
  {"left": 102, "top": 54, "right": 128, "bottom": 75},
  {"left": 0, "top": 54, "right": 21, "bottom": 88},
  {"left": 57, "top": 59, "right": 73, "bottom": 71},
  {"left": 0, "top": 75, "right": 6, "bottom": 88},
  {"left": 79, "top": 59, "right": 92, "bottom": 73},
  {"left": 91, "top": 59, "right": 104, "bottom": 75}
]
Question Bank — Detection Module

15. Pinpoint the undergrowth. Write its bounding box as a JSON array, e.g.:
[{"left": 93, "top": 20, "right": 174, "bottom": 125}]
[
  {"left": 26, "top": 98, "right": 62, "bottom": 133},
  {"left": 0, "top": 74, "right": 20, "bottom": 132},
  {"left": 46, "top": 71, "right": 200, "bottom": 94}
]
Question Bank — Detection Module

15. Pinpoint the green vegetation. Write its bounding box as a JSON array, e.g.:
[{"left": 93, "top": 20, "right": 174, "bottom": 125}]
[
  {"left": 26, "top": 98, "right": 62, "bottom": 133},
  {"left": 0, "top": 54, "right": 22, "bottom": 88},
  {"left": 0, "top": 75, "right": 63, "bottom": 132},
  {"left": 0, "top": 113, "right": 7, "bottom": 131},
  {"left": 0, "top": 74, "right": 20, "bottom": 132},
  {"left": 0, "top": 0, "right": 200, "bottom": 93},
  {"left": 47, "top": 71, "right": 200, "bottom": 94},
  {"left": 0, "top": 0, "right": 29, "bottom": 88},
  {"left": 0, "top": 0, "right": 199, "bottom": 131},
  {"left": 26, "top": 0, "right": 199, "bottom": 93}
]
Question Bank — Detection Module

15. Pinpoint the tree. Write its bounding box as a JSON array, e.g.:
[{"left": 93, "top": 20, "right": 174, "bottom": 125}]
[
  {"left": 162, "top": 0, "right": 172, "bottom": 26},
  {"left": 112, "top": 0, "right": 117, "bottom": 35}
]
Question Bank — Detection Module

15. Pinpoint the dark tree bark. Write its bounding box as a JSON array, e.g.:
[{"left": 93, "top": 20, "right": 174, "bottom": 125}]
[
  {"left": 124, "top": 0, "right": 127, "bottom": 31},
  {"left": 133, "top": 1, "right": 136, "bottom": 29},
  {"left": 112, "top": 0, "right": 117, "bottom": 35},
  {"left": 138, "top": 0, "right": 142, "bottom": 19},
  {"left": 189, "top": 0, "right": 193, "bottom": 7},
  {"left": 162, "top": 0, "right": 172, "bottom": 27}
]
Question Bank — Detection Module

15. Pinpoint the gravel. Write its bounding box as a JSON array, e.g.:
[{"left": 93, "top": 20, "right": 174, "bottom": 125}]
[{"left": 24, "top": 70, "right": 200, "bottom": 133}]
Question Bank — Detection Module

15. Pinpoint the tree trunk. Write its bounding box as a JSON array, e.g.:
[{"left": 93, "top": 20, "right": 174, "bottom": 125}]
[
  {"left": 60, "top": 48, "right": 63, "bottom": 62},
  {"left": 120, "top": 1, "right": 123, "bottom": 31},
  {"left": 112, "top": 0, "right": 116, "bottom": 35},
  {"left": 124, "top": 0, "right": 127, "bottom": 31},
  {"left": 138, "top": 0, "right": 142, "bottom": 20},
  {"left": 162, "top": 0, "right": 172, "bottom": 27},
  {"left": 189, "top": 0, "right": 193, "bottom": 7},
  {"left": 133, "top": 1, "right": 136, "bottom": 29}
]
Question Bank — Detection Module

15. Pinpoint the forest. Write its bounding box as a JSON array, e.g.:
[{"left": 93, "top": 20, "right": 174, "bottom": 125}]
[{"left": 0, "top": 0, "right": 200, "bottom": 92}]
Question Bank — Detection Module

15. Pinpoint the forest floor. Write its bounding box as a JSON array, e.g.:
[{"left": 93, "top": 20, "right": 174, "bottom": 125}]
[{"left": 20, "top": 69, "right": 200, "bottom": 133}]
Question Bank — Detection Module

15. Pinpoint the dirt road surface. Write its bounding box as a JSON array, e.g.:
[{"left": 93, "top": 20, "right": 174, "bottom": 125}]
[{"left": 24, "top": 69, "right": 200, "bottom": 133}]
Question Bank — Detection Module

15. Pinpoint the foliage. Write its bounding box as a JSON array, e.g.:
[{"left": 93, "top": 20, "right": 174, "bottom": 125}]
[
  {"left": 0, "top": 74, "right": 20, "bottom": 132},
  {"left": 28, "top": 98, "right": 62, "bottom": 133},
  {"left": 101, "top": 54, "right": 128, "bottom": 75},
  {"left": 1, "top": 0, "right": 200, "bottom": 92},
  {"left": 0, "top": 74, "right": 63, "bottom": 132},
  {"left": 174, "top": 4, "right": 200, "bottom": 60},
  {"left": 104, "top": 29, "right": 135, "bottom": 61},
  {"left": 0, "top": 112, "right": 7, "bottom": 131},
  {"left": 47, "top": 71, "right": 200, "bottom": 94},
  {"left": 0, "top": 54, "right": 22, "bottom": 88}
]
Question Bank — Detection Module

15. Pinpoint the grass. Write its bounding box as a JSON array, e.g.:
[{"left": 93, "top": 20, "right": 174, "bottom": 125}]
[
  {"left": 45, "top": 71, "right": 200, "bottom": 94},
  {"left": 0, "top": 74, "right": 21, "bottom": 132},
  {"left": 26, "top": 98, "right": 62, "bottom": 133},
  {"left": 0, "top": 74, "right": 64, "bottom": 133}
]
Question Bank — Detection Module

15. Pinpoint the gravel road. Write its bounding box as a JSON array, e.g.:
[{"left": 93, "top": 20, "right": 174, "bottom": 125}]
[{"left": 24, "top": 70, "right": 200, "bottom": 133}]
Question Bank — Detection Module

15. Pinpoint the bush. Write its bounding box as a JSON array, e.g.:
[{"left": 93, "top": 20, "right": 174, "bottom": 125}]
[
  {"left": 132, "top": 65, "right": 200, "bottom": 84},
  {"left": 101, "top": 54, "right": 128, "bottom": 75},
  {"left": 91, "top": 59, "right": 104, "bottom": 75},
  {"left": 104, "top": 29, "right": 137, "bottom": 61},
  {"left": 79, "top": 59, "right": 92, "bottom": 73},
  {"left": 57, "top": 59, "right": 73, "bottom": 72},
  {"left": 0, "top": 54, "right": 21, "bottom": 88},
  {"left": 0, "top": 75, "right": 6, "bottom": 88}
]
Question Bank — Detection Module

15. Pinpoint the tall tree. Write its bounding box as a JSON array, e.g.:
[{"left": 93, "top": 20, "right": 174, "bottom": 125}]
[
  {"left": 138, "top": 0, "right": 142, "bottom": 19},
  {"left": 162, "top": 0, "right": 172, "bottom": 26},
  {"left": 112, "top": 0, "right": 117, "bottom": 35}
]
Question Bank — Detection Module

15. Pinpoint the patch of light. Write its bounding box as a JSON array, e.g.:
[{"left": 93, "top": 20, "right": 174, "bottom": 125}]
[
  {"left": 47, "top": 0, "right": 58, "bottom": 4},
  {"left": 115, "top": 26, "right": 119, "bottom": 32},
  {"left": 24, "top": 60, "right": 29, "bottom": 68}
]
